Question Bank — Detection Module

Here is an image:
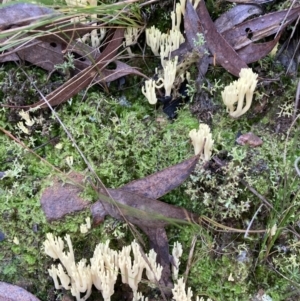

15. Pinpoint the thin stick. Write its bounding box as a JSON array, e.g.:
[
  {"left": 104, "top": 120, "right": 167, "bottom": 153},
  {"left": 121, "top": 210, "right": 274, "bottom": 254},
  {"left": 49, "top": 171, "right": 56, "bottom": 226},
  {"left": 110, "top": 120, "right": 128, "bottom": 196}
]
[
  {"left": 244, "top": 204, "right": 263, "bottom": 238},
  {"left": 183, "top": 235, "right": 197, "bottom": 283},
  {"left": 240, "top": 179, "right": 273, "bottom": 210},
  {"left": 293, "top": 79, "right": 300, "bottom": 120}
]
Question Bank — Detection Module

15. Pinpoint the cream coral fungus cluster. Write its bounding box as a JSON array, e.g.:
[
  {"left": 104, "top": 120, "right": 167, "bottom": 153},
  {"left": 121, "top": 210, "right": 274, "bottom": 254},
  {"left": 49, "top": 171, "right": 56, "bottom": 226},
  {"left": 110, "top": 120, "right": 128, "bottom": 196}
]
[
  {"left": 44, "top": 234, "right": 216, "bottom": 301},
  {"left": 142, "top": 56, "right": 178, "bottom": 104},
  {"left": 172, "top": 277, "right": 213, "bottom": 301},
  {"left": 172, "top": 241, "right": 183, "bottom": 280},
  {"left": 189, "top": 124, "right": 214, "bottom": 161},
  {"left": 221, "top": 68, "right": 258, "bottom": 118},
  {"left": 146, "top": 20, "right": 184, "bottom": 68},
  {"left": 44, "top": 233, "right": 163, "bottom": 301},
  {"left": 142, "top": 0, "right": 186, "bottom": 105},
  {"left": 124, "top": 27, "right": 142, "bottom": 56},
  {"left": 143, "top": 0, "right": 201, "bottom": 105},
  {"left": 65, "top": 0, "right": 106, "bottom": 47}
]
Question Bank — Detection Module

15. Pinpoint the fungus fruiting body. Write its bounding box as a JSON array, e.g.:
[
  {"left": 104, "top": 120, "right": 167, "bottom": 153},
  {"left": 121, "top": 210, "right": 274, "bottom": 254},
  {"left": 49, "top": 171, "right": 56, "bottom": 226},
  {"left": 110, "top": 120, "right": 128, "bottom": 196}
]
[
  {"left": 222, "top": 68, "right": 258, "bottom": 118},
  {"left": 189, "top": 124, "right": 214, "bottom": 161},
  {"left": 44, "top": 234, "right": 163, "bottom": 301}
]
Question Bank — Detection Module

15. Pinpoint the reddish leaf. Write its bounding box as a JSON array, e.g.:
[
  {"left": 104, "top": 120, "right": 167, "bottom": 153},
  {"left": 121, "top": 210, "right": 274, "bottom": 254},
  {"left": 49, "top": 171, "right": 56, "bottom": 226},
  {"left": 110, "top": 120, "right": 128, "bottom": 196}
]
[
  {"left": 0, "top": 3, "right": 57, "bottom": 31},
  {"left": 17, "top": 41, "right": 64, "bottom": 72},
  {"left": 214, "top": 4, "right": 263, "bottom": 33},
  {"left": 25, "top": 28, "right": 125, "bottom": 108},
  {"left": 196, "top": 0, "right": 248, "bottom": 76},
  {"left": 92, "top": 187, "right": 198, "bottom": 228},
  {"left": 0, "top": 282, "right": 41, "bottom": 301},
  {"left": 221, "top": 7, "right": 300, "bottom": 50},
  {"left": 237, "top": 35, "right": 281, "bottom": 63},
  {"left": 121, "top": 155, "right": 200, "bottom": 199},
  {"left": 40, "top": 172, "right": 89, "bottom": 221},
  {"left": 96, "top": 60, "right": 148, "bottom": 83}
]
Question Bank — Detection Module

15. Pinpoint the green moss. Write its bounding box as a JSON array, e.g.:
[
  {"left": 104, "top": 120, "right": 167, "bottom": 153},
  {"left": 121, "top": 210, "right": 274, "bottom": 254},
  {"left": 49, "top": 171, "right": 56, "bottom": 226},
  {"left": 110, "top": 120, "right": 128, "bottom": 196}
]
[{"left": 0, "top": 70, "right": 199, "bottom": 299}]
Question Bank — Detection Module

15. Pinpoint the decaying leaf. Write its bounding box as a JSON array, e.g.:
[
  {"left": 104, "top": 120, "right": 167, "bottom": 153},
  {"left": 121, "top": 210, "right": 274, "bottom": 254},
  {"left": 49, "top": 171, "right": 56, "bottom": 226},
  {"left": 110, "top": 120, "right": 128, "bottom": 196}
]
[
  {"left": 40, "top": 155, "right": 200, "bottom": 224},
  {"left": 17, "top": 41, "right": 64, "bottom": 72},
  {"left": 40, "top": 172, "right": 89, "bottom": 221},
  {"left": 184, "top": 0, "right": 207, "bottom": 55},
  {"left": 94, "top": 155, "right": 199, "bottom": 293},
  {"left": 237, "top": 35, "right": 281, "bottom": 64},
  {"left": 0, "top": 3, "right": 58, "bottom": 31},
  {"left": 196, "top": 0, "right": 248, "bottom": 76},
  {"left": 95, "top": 187, "right": 198, "bottom": 229},
  {"left": 122, "top": 154, "right": 200, "bottom": 199},
  {"left": 221, "top": 6, "right": 300, "bottom": 50},
  {"left": 26, "top": 28, "right": 125, "bottom": 108},
  {"left": 96, "top": 60, "right": 148, "bottom": 83},
  {"left": 214, "top": 4, "right": 263, "bottom": 33}
]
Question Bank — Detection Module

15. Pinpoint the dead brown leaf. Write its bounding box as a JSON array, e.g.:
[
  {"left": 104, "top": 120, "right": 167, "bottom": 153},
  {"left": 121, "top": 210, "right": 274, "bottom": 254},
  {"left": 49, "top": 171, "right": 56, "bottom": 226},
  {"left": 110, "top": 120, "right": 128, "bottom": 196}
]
[
  {"left": 237, "top": 35, "right": 281, "bottom": 64},
  {"left": 17, "top": 41, "right": 64, "bottom": 72},
  {"left": 214, "top": 4, "right": 263, "bottom": 33},
  {"left": 40, "top": 155, "right": 201, "bottom": 292},
  {"left": 40, "top": 172, "right": 89, "bottom": 222},
  {"left": 122, "top": 154, "right": 200, "bottom": 199},
  {"left": 96, "top": 187, "right": 198, "bottom": 229},
  {"left": 0, "top": 3, "right": 58, "bottom": 31},
  {"left": 221, "top": 6, "right": 300, "bottom": 50},
  {"left": 25, "top": 28, "right": 125, "bottom": 108},
  {"left": 184, "top": 0, "right": 207, "bottom": 54},
  {"left": 196, "top": 0, "right": 248, "bottom": 76}
]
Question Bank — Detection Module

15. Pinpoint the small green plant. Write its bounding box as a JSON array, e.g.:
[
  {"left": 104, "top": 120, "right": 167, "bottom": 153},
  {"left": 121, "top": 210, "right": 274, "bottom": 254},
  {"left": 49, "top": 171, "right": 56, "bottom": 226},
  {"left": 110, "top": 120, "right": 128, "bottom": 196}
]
[
  {"left": 201, "top": 78, "right": 224, "bottom": 96},
  {"left": 54, "top": 52, "right": 75, "bottom": 76},
  {"left": 185, "top": 151, "right": 251, "bottom": 218},
  {"left": 192, "top": 33, "right": 206, "bottom": 47},
  {"left": 186, "top": 80, "right": 197, "bottom": 102}
]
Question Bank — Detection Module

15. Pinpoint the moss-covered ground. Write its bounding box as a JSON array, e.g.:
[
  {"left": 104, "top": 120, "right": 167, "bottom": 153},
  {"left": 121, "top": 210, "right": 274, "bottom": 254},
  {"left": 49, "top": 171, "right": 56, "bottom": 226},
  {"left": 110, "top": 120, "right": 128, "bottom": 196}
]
[{"left": 0, "top": 1, "right": 300, "bottom": 301}]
